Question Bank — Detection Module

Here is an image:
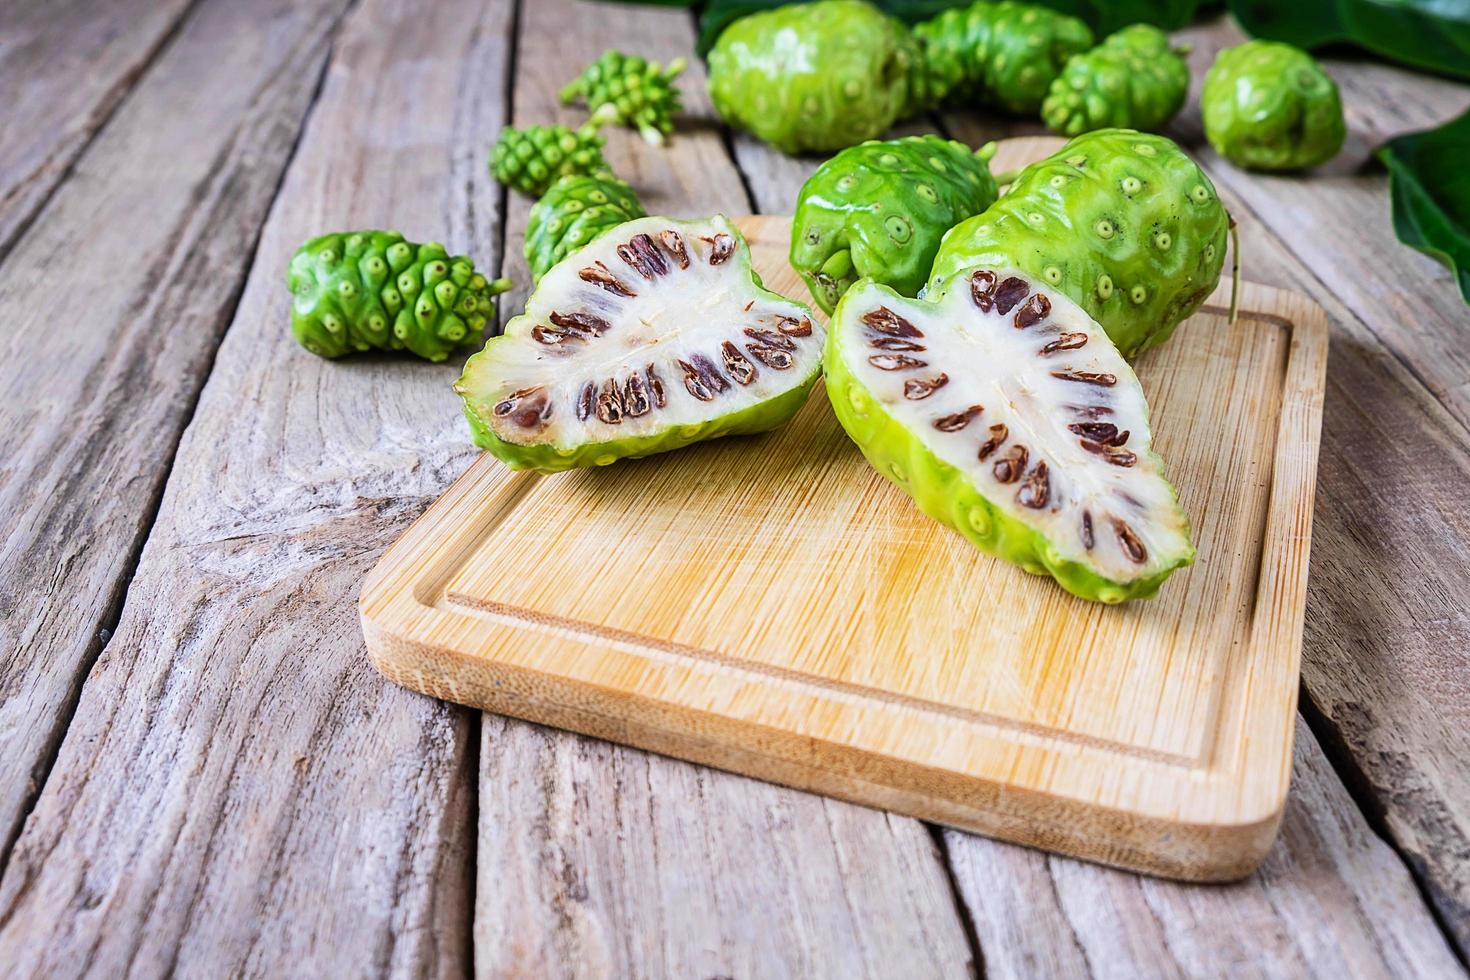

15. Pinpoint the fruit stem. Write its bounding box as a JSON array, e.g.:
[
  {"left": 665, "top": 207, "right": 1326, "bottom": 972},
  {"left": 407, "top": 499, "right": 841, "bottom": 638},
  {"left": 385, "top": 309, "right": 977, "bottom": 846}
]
[
  {"left": 1227, "top": 215, "right": 1241, "bottom": 326},
  {"left": 639, "top": 122, "right": 668, "bottom": 147},
  {"left": 664, "top": 56, "right": 687, "bottom": 81},
  {"left": 819, "top": 248, "right": 854, "bottom": 280},
  {"left": 992, "top": 167, "right": 1023, "bottom": 188},
  {"left": 488, "top": 277, "right": 515, "bottom": 296}
]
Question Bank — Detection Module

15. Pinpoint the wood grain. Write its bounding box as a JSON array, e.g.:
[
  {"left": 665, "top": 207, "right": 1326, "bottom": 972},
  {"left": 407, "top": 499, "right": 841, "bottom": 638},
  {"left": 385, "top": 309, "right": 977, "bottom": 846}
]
[
  {"left": 944, "top": 720, "right": 1464, "bottom": 979},
  {"left": 0, "top": 0, "right": 512, "bottom": 973},
  {"left": 0, "top": 0, "right": 196, "bottom": 260},
  {"left": 0, "top": 0, "right": 349, "bottom": 871},
  {"left": 364, "top": 209, "right": 1329, "bottom": 879},
  {"left": 473, "top": 2, "right": 975, "bottom": 973}
]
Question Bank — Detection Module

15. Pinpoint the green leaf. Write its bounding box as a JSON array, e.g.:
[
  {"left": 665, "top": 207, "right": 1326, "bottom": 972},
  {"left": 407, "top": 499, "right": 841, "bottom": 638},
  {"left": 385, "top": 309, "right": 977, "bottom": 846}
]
[
  {"left": 1229, "top": 0, "right": 1470, "bottom": 81},
  {"left": 1378, "top": 108, "right": 1470, "bottom": 306}
]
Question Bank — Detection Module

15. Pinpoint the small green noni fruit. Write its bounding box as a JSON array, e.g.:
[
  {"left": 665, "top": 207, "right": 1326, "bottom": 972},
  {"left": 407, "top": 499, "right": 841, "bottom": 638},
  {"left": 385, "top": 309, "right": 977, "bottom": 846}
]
[
  {"left": 457, "top": 215, "right": 824, "bottom": 472},
  {"left": 826, "top": 270, "right": 1193, "bottom": 602},
  {"left": 707, "top": 0, "right": 927, "bottom": 154},
  {"left": 1042, "top": 25, "right": 1189, "bottom": 137},
  {"left": 288, "top": 231, "right": 511, "bottom": 362},
  {"left": 915, "top": 1, "right": 1094, "bottom": 114},
  {"left": 526, "top": 172, "right": 647, "bottom": 283},
  {"left": 489, "top": 122, "right": 609, "bottom": 196},
  {"left": 1202, "top": 40, "right": 1345, "bottom": 171},
  {"left": 791, "top": 135, "right": 1000, "bottom": 314},
  {"left": 929, "top": 130, "right": 1229, "bottom": 357},
  {"left": 560, "top": 49, "right": 686, "bottom": 146}
]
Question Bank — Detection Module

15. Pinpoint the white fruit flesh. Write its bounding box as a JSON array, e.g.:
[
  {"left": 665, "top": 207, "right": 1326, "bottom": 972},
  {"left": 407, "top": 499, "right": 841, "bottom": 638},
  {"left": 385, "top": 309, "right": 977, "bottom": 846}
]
[
  {"left": 464, "top": 215, "right": 823, "bottom": 448},
  {"left": 835, "top": 270, "right": 1191, "bottom": 583}
]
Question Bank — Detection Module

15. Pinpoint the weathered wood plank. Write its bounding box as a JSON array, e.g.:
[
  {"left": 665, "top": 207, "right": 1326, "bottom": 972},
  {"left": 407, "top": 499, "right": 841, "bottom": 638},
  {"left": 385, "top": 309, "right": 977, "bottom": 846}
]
[
  {"left": 473, "top": 2, "right": 975, "bottom": 975},
  {"left": 0, "top": 0, "right": 350, "bottom": 870},
  {"left": 0, "top": 0, "right": 514, "bottom": 973},
  {"left": 945, "top": 720, "right": 1464, "bottom": 979},
  {"left": 0, "top": 0, "right": 196, "bottom": 259},
  {"left": 941, "top": 55, "right": 1470, "bottom": 956}
]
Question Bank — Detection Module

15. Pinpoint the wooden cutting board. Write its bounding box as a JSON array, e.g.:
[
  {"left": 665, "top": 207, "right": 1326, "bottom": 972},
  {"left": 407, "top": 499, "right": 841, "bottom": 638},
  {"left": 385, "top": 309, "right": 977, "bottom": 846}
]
[{"left": 362, "top": 158, "right": 1327, "bottom": 881}]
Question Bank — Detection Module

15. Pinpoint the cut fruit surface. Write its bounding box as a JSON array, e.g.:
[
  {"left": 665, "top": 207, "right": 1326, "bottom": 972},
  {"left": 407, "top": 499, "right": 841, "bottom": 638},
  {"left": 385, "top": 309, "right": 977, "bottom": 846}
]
[
  {"left": 826, "top": 268, "right": 1194, "bottom": 602},
  {"left": 458, "top": 215, "right": 823, "bottom": 472}
]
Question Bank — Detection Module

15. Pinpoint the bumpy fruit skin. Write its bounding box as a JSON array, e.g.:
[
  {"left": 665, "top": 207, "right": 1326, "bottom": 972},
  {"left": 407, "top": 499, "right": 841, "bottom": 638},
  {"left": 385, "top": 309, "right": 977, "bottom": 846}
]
[
  {"left": 791, "top": 135, "right": 1000, "bottom": 313},
  {"left": 915, "top": 1, "right": 1093, "bottom": 114},
  {"left": 287, "top": 231, "right": 510, "bottom": 362},
  {"left": 707, "top": 0, "right": 927, "bottom": 154},
  {"left": 1202, "top": 41, "right": 1345, "bottom": 171},
  {"left": 489, "top": 123, "right": 609, "bottom": 196},
  {"left": 525, "top": 172, "right": 646, "bottom": 282},
  {"left": 1041, "top": 25, "right": 1189, "bottom": 137},
  {"left": 825, "top": 278, "right": 1192, "bottom": 603},
  {"left": 458, "top": 216, "right": 822, "bottom": 473},
  {"left": 929, "top": 130, "right": 1228, "bottom": 357},
  {"left": 560, "top": 50, "right": 686, "bottom": 146}
]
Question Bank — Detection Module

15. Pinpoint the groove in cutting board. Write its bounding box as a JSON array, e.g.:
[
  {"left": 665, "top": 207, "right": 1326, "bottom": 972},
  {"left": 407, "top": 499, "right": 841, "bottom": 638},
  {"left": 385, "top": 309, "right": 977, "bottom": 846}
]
[{"left": 362, "top": 201, "right": 1327, "bottom": 881}]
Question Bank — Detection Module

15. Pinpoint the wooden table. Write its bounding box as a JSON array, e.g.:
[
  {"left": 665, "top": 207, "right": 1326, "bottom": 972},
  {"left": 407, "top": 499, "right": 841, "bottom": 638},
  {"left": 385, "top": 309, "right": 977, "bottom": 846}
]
[{"left": 1, "top": 0, "right": 1467, "bottom": 975}]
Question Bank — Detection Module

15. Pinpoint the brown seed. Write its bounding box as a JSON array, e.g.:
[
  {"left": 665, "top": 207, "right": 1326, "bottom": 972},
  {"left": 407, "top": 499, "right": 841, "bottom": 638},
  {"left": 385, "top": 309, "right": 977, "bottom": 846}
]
[
  {"left": 1040, "top": 331, "right": 1088, "bottom": 354},
  {"left": 868, "top": 353, "right": 926, "bottom": 371},
  {"left": 532, "top": 326, "right": 569, "bottom": 346},
  {"left": 993, "top": 277, "right": 1030, "bottom": 315},
  {"left": 493, "top": 386, "right": 541, "bottom": 416},
  {"left": 1016, "top": 461, "right": 1050, "bottom": 508},
  {"left": 1071, "top": 404, "right": 1114, "bottom": 418},
  {"left": 1068, "top": 421, "right": 1126, "bottom": 445},
  {"left": 903, "top": 374, "right": 948, "bottom": 400},
  {"left": 869, "top": 336, "right": 925, "bottom": 352},
  {"left": 659, "top": 229, "right": 689, "bottom": 269},
  {"left": 721, "top": 341, "right": 758, "bottom": 385},
  {"left": 777, "top": 315, "right": 813, "bottom": 337},
  {"left": 744, "top": 327, "right": 796, "bottom": 351},
  {"left": 1051, "top": 370, "right": 1117, "bottom": 386},
  {"left": 578, "top": 262, "right": 635, "bottom": 297},
  {"left": 1013, "top": 293, "right": 1051, "bottom": 329},
  {"left": 970, "top": 270, "right": 997, "bottom": 312},
  {"left": 576, "top": 381, "right": 595, "bottom": 421},
  {"left": 1079, "top": 440, "right": 1138, "bottom": 466},
  {"left": 861, "top": 306, "right": 922, "bottom": 338},
  {"left": 993, "top": 444, "right": 1029, "bottom": 483},
  {"left": 1115, "top": 519, "right": 1147, "bottom": 563},
  {"left": 690, "top": 353, "right": 730, "bottom": 392},
  {"left": 934, "top": 405, "right": 983, "bottom": 432},
  {"left": 702, "top": 234, "right": 735, "bottom": 264},
  {"left": 549, "top": 310, "right": 610, "bottom": 337},
  {"left": 1081, "top": 511, "right": 1095, "bottom": 550},
  {"left": 678, "top": 356, "right": 726, "bottom": 401},
  {"left": 646, "top": 365, "right": 667, "bottom": 408},
  {"left": 617, "top": 233, "right": 670, "bottom": 280},
  {"left": 596, "top": 378, "right": 625, "bottom": 424},
  {"left": 746, "top": 344, "right": 794, "bottom": 369},
  {"left": 624, "top": 372, "right": 652, "bottom": 417},
  {"left": 978, "top": 423, "right": 1007, "bottom": 460}
]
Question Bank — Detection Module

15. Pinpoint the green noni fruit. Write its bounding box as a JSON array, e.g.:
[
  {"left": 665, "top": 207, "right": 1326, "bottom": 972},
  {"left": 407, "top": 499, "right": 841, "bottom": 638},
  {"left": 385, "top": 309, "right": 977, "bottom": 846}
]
[
  {"left": 560, "top": 49, "right": 686, "bottom": 147},
  {"left": 791, "top": 135, "right": 1000, "bottom": 314},
  {"left": 1042, "top": 25, "right": 1189, "bottom": 137},
  {"left": 826, "top": 270, "right": 1193, "bottom": 603},
  {"left": 929, "top": 130, "right": 1229, "bottom": 358},
  {"left": 1202, "top": 40, "right": 1345, "bottom": 171},
  {"left": 526, "top": 172, "right": 647, "bottom": 283},
  {"left": 489, "top": 122, "right": 610, "bottom": 196},
  {"left": 915, "top": 1, "right": 1094, "bottom": 114},
  {"left": 288, "top": 231, "right": 511, "bottom": 362},
  {"left": 707, "top": 0, "right": 928, "bottom": 154},
  {"left": 458, "top": 215, "right": 824, "bottom": 472}
]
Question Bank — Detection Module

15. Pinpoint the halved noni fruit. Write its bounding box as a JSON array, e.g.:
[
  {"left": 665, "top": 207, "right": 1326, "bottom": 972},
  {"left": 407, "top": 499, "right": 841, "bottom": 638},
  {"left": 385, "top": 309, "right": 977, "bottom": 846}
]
[
  {"left": 825, "top": 269, "right": 1194, "bottom": 602},
  {"left": 458, "top": 215, "right": 824, "bottom": 472}
]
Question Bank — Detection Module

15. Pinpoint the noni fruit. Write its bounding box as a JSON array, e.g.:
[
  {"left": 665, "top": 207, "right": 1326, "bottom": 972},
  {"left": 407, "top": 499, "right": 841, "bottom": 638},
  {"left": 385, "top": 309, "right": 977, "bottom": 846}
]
[
  {"left": 929, "top": 130, "right": 1229, "bottom": 357},
  {"left": 560, "top": 49, "right": 686, "bottom": 147},
  {"left": 791, "top": 135, "right": 1000, "bottom": 314},
  {"left": 526, "top": 172, "right": 647, "bottom": 282},
  {"left": 1042, "top": 25, "right": 1189, "bottom": 136},
  {"left": 457, "top": 216, "right": 824, "bottom": 472},
  {"left": 288, "top": 231, "right": 511, "bottom": 362},
  {"left": 707, "top": 0, "right": 927, "bottom": 154},
  {"left": 489, "top": 122, "right": 610, "bottom": 196},
  {"left": 915, "top": 1, "right": 1094, "bottom": 114},
  {"left": 1202, "top": 40, "right": 1345, "bottom": 171},
  {"left": 826, "top": 270, "right": 1193, "bottom": 602}
]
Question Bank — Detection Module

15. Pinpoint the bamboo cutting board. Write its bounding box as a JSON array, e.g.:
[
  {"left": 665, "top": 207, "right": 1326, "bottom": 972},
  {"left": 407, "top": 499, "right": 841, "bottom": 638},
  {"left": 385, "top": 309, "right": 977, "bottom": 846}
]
[{"left": 362, "top": 187, "right": 1328, "bottom": 881}]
